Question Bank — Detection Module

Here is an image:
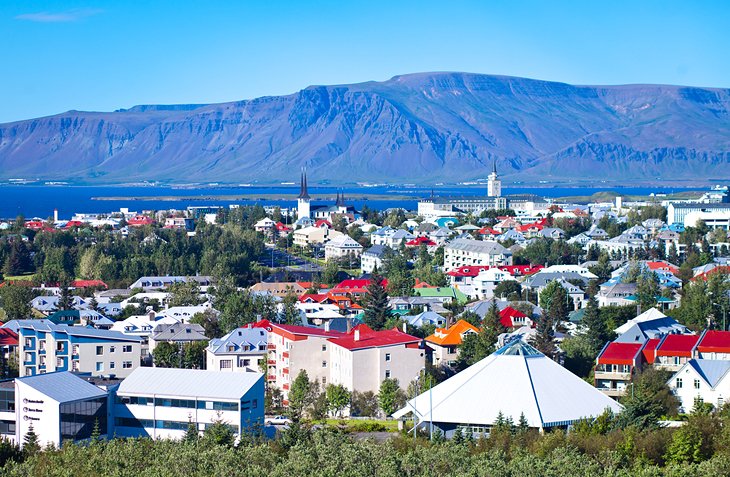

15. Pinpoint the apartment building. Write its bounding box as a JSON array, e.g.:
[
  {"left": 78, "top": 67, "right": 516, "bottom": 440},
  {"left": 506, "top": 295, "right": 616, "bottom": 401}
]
[
  {"left": 443, "top": 238, "right": 512, "bottom": 272},
  {"left": 17, "top": 320, "right": 142, "bottom": 378},
  {"left": 206, "top": 328, "right": 268, "bottom": 372}
]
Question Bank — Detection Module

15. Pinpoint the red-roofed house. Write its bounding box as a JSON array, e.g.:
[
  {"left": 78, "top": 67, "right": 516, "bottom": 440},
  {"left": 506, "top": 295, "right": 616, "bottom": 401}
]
[
  {"left": 641, "top": 338, "right": 661, "bottom": 364},
  {"left": 251, "top": 319, "right": 344, "bottom": 402},
  {"left": 327, "top": 324, "right": 423, "bottom": 393},
  {"left": 405, "top": 236, "right": 437, "bottom": 250},
  {"left": 594, "top": 342, "right": 644, "bottom": 397},
  {"left": 127, "top": 215, "right": 155, "bottom": 227},
  {"left": 446, "top": 264, "right": 543, "bottom": 287},
  {"left": 0, "top": 327, "right": 18, "bottom": 361},
  {"left": 645, "top": 260, "right": 680, "bottom": 276},
  {"left": 695, "top": 330, "right": 730, "bottom": 360},
  {"left": 499, "top": 307, "right": 532, "bottom": 329},
  {"left": 692, "top": 266, "right": 730, "bottom": 282},
  {"left": 64, "top": 220, "right": 86, "bottom": 229},
  {"left": 330, "top": 278, "right": 387, "bottom": 298},
  {"left": 654, "top": 334, "right": 700, "bottom": 372}
]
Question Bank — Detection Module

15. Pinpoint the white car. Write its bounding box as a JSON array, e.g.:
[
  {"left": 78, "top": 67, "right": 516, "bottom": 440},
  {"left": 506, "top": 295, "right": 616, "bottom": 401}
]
[{"left": 265, "top": 415, "right": 292, "bottom": 426}]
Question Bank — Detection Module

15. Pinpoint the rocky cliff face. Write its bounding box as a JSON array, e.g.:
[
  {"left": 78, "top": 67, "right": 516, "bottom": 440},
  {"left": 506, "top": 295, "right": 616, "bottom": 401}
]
[{"left": 0, "top": 73, "right": 728, "bottom": 183}]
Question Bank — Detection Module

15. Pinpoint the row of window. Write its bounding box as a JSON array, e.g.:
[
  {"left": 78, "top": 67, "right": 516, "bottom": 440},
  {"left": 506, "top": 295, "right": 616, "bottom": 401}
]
[
  {"left": 97, "top": 345, "right": 134, "bottom": 354},
  {"left": 675, "top": 378, "right": 702, "bottom": 390},
  {"left": 115, "top": 417, "right": 239, "bottom": 433},
  {"left": 95, "top": 361, "right": 134, "bottom": 372},
  {"left": 116, "top": 396, "right": 243, "bottom": 411}
]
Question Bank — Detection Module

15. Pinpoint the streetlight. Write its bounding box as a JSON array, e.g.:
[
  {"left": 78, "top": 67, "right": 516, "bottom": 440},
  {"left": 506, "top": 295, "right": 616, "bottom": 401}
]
[{"left": 712, "top": 302, "right": 727, "bottom": 331}]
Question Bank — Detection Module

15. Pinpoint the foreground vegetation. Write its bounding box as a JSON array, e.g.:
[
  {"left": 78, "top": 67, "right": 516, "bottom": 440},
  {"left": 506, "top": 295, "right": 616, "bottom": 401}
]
[{"left": 5, "top": 417, "right": 730, "bottom": 477}]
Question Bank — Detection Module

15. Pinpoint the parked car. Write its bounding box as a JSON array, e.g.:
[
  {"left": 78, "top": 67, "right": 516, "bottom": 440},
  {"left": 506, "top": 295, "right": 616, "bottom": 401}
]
[{"left": 265, "top": 415, "right": 292, "bottom": 425}]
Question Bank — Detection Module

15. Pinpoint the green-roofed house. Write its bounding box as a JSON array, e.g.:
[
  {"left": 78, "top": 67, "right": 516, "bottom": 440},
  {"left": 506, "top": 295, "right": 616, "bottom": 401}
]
[{"left": 412, "top": 287, "right": 469, "bottom": 305}]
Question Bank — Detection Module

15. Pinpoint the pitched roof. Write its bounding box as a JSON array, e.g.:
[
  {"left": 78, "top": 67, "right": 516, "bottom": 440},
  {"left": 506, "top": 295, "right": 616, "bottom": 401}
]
[
  {"left": 426, "top": 319, "right": 479, "bottom": 346},
  {"left": 0, "top": 328, "right": 18, "bottom": 346},
  {"left": 118, "top": 367, "right": 263, "bottom": 399},
  {"left": 252, "top": 319, "right": 345, "bottom": 338},
  {"left": 687, "top": 359, "right": 730, "bottom": 388},
  {"left": 656, "top": 334, "right": 700, "bottom": 357},
  {"left": 697, "top": 330, "right": 730, "bottom": 354},
  {"left": 327, "top": 324, "right": 420, "bottom": 351},
  {"left": 499, "top": 306, "right": 529, "bottom": 328},
  {"left": 642, "top": 338, "right": 661, "bottom": 363},
  {"left": 394, "top": 340, "right": 622, "bottom": 428},
  {"left": 445, "top": 238, "right": 510, "bottom": 256},
  {"left": 597, "top": 342, "right": 643, "bottom": 365},
  {"left": 17, "top": 371, "right": 107, "bottom": 402}
]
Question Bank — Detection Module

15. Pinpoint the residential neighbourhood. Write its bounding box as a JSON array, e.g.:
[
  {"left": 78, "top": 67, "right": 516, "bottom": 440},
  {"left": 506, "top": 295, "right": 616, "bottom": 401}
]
[{"left": 0, "top": 173, "right": 728, "bottom": 453}]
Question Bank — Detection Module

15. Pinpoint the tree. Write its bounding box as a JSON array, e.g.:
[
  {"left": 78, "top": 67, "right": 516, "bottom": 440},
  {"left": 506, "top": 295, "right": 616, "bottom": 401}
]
[
  {"left": 530, "top": 313, "right": 556, "bottom": 359},
  {"left": 539, "top": 281, "right": 568, "bottom": 323},
  {"left": 361, "top": 273, "right": 391, "bottom": 330},
  {"left": 168, "top": 280, "right": 203, "bottom": 307},
  {"left": 58, "top": 280, "right": 73, "bottom": 311},
  {"left": 288, "top": 370, "right": 313, "bottom": 422},
  {"left": 202, "top": 416, "right": 234, "bottom": 447},
  {"left": 635, "top": 269, "right": 660, "bottom": 312},
  {"left": 325, "top": 384, "right": 351, "bottom": 418},
  {"left": 181, "top": 341, "right": 208, "bottom": 369},
  {"left": 482, "top": 301, "right": 506, "bottom": 351},
  {"left": 350, "top": 391, "right": 379, "bottom": 417},
  {"left": 581, "top": 294, "right": 612, "bottom": 354},
  {"left": 3, "top": 240, "right": 31, "bottom": 276},
  {"left": 281, "top": 292, "right": 302, "bottom": 325},
  {"left": 22, "top": 424, "right": 40, "bottom": 457},
  {"left": 616, "top": 367, "right": 679, "bottom": 430},
  {"left": 378, "top": 378, "right": 406, "bottom": 417},
  {"left": 183, "top": 421, "right": 199, "bottom": 442},
  {"left": 0, "top": 284, "right": 33, "bottom": 320},
  {"left": 460, "top": 310, "right": 481, "bottom": 327},
  {"left": 382, "top": 251, "right": 414, "bottom": 297},
  {"left": 153, "top": 342, "right": 180, "bottom": 368},
  {"left": 493, "top": 281, "right": 522, "bottom": 300},
  {"left": 190, "top": 310, "right": 222, "bottom": 338}
]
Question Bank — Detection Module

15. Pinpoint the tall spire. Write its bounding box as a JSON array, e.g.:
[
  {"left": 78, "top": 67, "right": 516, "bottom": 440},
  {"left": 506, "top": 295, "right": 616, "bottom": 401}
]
[
  {"left": 298, "top": 168, "right": 310, "bottom": 199},
  {"left": 492, "top": 159, "right": 497, "bottom": 175}
]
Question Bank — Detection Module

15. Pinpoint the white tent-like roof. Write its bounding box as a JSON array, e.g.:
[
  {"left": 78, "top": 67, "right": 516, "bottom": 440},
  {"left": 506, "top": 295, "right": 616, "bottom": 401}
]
[
  {"left": 393, "top": 341, "right": 622, "bottom": 430},
  {"left": 614, "top": 308, "right": 666, "bottom": 334}
]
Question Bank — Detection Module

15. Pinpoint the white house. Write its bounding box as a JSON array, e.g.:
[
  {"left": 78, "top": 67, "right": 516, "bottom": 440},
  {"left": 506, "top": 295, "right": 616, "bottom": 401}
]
[
  {"left": 206, "top": 328, "right": 269, "bottom": 372},
  {"left": 472, "top": 268, "right": 516, "bottom": 299},
  {"left": 324, "top": 235, "right": 364, "bottom": 262},
  {"left": 443, "top": 238, "right": 512, "bottom": 271},
  {"left": 668, "top": 359, "right": 730, "bottom": 413}
]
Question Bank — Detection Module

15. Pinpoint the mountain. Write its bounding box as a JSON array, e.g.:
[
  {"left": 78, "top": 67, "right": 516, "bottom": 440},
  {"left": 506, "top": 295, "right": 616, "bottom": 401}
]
[{"left": 0, "top": 72, "right": 729, "bottom": 184}]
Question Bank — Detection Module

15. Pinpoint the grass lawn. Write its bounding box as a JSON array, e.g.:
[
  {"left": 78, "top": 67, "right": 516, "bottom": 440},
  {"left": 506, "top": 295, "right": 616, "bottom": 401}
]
[
  {"left": 3, "top": 273, "right": 37, "bottom": 281},
  {"left": 323, "top": 418, "right": 399, "bottom": 432}
]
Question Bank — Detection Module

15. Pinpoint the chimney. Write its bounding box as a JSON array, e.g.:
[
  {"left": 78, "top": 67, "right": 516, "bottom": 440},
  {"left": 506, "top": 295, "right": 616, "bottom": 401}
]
[
  {"left": 148, "top": 310, "right": 155, "bottom": 322},
  {"left": 346, "top": 318, "right": 353, "bottom": 333},
  {"left": 324, "top": 321, "right": 331, "bottom": 332},
  {"left": 354, "top": 329, "right": 360, "bottom": 341},
  {"left": 256, "top": 314, "right": 262, "bottom": 323}
]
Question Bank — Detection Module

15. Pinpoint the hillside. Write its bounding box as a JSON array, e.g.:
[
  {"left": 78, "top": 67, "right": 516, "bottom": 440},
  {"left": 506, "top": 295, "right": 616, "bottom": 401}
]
[{"left": 0, "top": 72, "right": 728, "bottom": 184}]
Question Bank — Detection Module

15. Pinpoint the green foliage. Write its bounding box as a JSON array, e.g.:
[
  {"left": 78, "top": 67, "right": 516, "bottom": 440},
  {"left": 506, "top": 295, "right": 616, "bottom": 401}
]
[
  {"left": 189, "top": 309, "right": 222, "bottom": 338},
  {"left": 493, "top": 280, "right": 522, "bottom": 300},
  {"left": 350, "top": 391, "right": 379, "bottom": 417},
  {"left": 22, "top": 424, "right": 40, "bottom": 458},
  {"left": 617, "top": 367, "right": 679, "bottom": 430},
  {"left": 167, "top": 280, "right": 203, "bottom": 307},
  {"left": 361, "top": 273, "right": 391, "bottom": 330},
  {"left": 581, "top": 294, "right": 613, "bottom": 354},
  {"left": 201, "top": 416, "right": 235, "bottom": 447},
  {"left": 560, "top": 334, "right": 596, "bottom": 379},
  {"left": 531, "top": 313, "right": 557, "bottom": 359},
  {"left": 288, "top": 370, "right": 313, "bottom": 422},
  {"left": 325, "top": 384, "right": 351, "bottom": 418},
  {"left": 0, "top": 283, "right": 34, "bottom": 319},
  {"left": 153, "top": 342, "right": 181, "bottom": 368},
  {"left": 539, "top": 280, "right": 569, "bottom": 323},
  {"left": 378, "top": 378, "right": 406, "bottom": 417},
  {"left": 635, "top": 269, "right": 660, "bottom": 312}
]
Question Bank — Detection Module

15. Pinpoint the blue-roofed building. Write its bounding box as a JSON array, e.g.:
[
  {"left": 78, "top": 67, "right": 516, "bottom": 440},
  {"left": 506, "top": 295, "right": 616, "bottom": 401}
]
[
  {"left": 206, "top": 327, "right": 268, "bottom": 372},
  {"left": 614, "top": 309, "right": 690, "bottom": 344},
  {"left": 668, "top": 359, "right": 730, "bottom": 413},
  {"left": 16, "top": 319, "right": 143, "bottom": 378},
  {"left": 405, "top": 311, "right": 448, "bottom": 328}
]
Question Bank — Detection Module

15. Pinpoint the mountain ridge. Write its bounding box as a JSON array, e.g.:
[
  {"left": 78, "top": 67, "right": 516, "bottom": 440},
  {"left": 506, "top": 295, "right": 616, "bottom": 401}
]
[{"left": 0, "top": 72, "right": 728, "bottom": 184}]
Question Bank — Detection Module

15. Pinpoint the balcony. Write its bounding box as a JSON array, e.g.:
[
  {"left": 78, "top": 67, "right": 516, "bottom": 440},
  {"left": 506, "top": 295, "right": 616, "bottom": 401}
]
[
  {"left": 267, "top": 360, "right": 276, "bottom": 365},
  {"left": 594, "top": 371, "right": 631, "bottom": 382},
  {"left": 596, "top": 386, "right": 627, "bottom": 398},
  {"left": 267, "top": 375, "right": 277, "bottom": 381},
  {"left": 282, "top": 368, "right": 289, "bottom": 375},
  {"left": 282, "top": 384, "right": 289, "bottom": 391},
  {"left": 282, "top": 352, "right": 289, "bottom": 359},
  {"left": 267, "top": 344, "right": 276, "bottom": 350}
]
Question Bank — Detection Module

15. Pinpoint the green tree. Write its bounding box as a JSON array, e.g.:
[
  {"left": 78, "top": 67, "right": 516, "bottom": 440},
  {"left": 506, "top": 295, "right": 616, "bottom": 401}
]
[
  {"left": 190, "top": 310, "right": 222, "bottom": 338},
  {"left": 617, "top": 367, "right": 679, "bottom": 430},
  {"left": 539, "top": 281, "right": 569, "bottom": 323},
  {"left": 22, "top": 424, "right": 40, "bottom": 457},
  {"left": 281, "top": 292, "right": 302, "bottom": 325},
  {"left": 183, "top": 421, "right": 199, "bottom": 442},
  {"left": 493, "top": 281, "right": 522, "bottom": 300},
  {"left": 58, "top": 281, "right": 73, "bottom": 311},
  {"left": 361, "top": 273, "right": 391, "bottom": 330},
  {"left": 288, "top": 370, "right": 313, "bottom": 422},
  {"left": 582, "top": 294, "right": 612, "bottom": 354},
  {"left": 635, "top": 269, "right": 660, "bottom": 312},
  {"left": 153, "top": 342, "right": 180, "bottom": 368},
  {"left": 168, "top": 280, "right": 203, "bottom": 307},
  {"left": 0, "top": 284, "right": 33, "bottom": 320},
  {"left": 530, "top": 313, "right": 556, "bottom": 359},
  {"left": 202, "top": 417, "right": 234, "bottom": 447},
  {"left": 378, "top": 378, "right": 406, "bottom": 417},
  {"left": 350, "top": 391, "right": 379, "bottom": 417},
  {"left": 181, "top": 341, "right": 208, "bottom": 369},
  {"left": 3, "top": 240, "right": 32, "bottom": 276},
  {"left": 325, "top": 384, "right": 351, "bottom": 418}
]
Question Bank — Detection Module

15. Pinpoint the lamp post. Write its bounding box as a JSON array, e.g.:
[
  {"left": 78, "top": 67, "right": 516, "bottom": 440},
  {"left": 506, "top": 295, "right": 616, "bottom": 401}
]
[{"left": 712, "top": 302, "right": 727, "bottom": 331}]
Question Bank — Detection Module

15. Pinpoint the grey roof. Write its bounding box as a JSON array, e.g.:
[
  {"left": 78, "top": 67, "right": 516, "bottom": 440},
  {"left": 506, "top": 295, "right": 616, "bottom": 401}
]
[
  {"left": 688, "top": 359, "right": 730, "bottom": 388},
  {"left": 466, "top": 299, "right": 541, "bottom": 319},
  {"left": 17, "top": 371, "right": 107, "bottom": 403},
  {"left": 207, "top": 328, "right": 268, "bottom": 355},
  {"left": 151, "top": 323, "right": 207, "bottom": 342},
  {"left": 16, "top": 319, "right": 142, "bottom": 342},
  {"left": 371, "top": 226, "right": 394, "bottom": 236},
  {"left": 363, "top": 244, "right": 389, "bottom": 258},
  {"left": 446, "top": 238, "right": 510, "bottom": 256},
  {"left": 524, "top": 272, "right": 589, "bottom": 289},
  {"left": 117, "top": 367, "right": 263, "bottom": 400},
  {"left": 406, "top": 311, "right": 447, "bottom": 328},
  {"left": 390, "top": 229, "right": 415, "bottom": 240}
]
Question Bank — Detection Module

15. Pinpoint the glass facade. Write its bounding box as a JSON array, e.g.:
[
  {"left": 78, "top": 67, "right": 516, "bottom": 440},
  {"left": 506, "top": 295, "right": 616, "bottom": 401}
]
[
  {"left": 60, "top": 397, "right": 107, "bottom": 443},
  {"left": 0, "top": 389, "right": 15, "bottom": 412}
]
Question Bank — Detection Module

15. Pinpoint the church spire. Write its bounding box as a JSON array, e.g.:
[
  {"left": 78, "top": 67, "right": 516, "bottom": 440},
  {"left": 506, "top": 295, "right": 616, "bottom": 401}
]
[
  {"left": 336, "top": 188, "right": 345, "bottom": 207},
  {"left": 298, "top": 168, "right": 310, "bottom": 199},
  {"left": 492, "top": 159, "right": 497, "bottom": 175}
]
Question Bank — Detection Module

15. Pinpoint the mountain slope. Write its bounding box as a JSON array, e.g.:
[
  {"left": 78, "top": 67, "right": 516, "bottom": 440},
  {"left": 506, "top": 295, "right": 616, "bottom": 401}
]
[{"left": 0, "top": 72, "right": 728, "bottom": 183}]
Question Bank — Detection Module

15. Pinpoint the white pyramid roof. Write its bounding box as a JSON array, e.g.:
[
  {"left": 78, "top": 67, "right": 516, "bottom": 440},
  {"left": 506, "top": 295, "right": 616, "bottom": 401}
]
[
  {"left": 615, "top": 308, "right": 666, "bottom": 334},
  {"left": 393, "top": 341, "right": 622, "bottom": 429}
]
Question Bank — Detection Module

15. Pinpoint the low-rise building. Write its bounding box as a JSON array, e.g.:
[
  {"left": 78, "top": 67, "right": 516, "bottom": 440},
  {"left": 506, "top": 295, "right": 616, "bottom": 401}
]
[
  {"left": 425, "top": 320, "right": 479, "bottom": 367},
  {"left": 149, "top": 323, "right": 208, "bottom": 355},
  {"left": 324, "top": 235, "right": 364, "bottom": 262},
  {"left": 594, "top": 342, "right": 643, "bottom": 397},
  {"left": 361, "top": 245, "right": 388, "bottom": 274},
  {"left": 443, "top": 238, "right": 512, "bottom": 271},
  {"left": 113, "top": 367, "right": 264, "bottom": 439},
  {"left": 206, "top": 328, "right": 268, "bottom": 372},
  {"left": 668, "top": 359, "right": 730, "bottom": 413}
]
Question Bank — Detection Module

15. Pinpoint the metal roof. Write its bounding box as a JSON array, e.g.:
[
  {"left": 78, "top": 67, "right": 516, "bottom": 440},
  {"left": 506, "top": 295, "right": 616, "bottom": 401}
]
[
  {"left": 117, "top": 368, "right": 263, "bottom": 400},
  {"left": 17, "top": 371, "right": 107, "bottom": 403}
]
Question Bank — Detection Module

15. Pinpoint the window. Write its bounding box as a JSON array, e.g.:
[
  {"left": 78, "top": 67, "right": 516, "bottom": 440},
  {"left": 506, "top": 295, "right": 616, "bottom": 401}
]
[
  {"left": 109, "top": 362, "right": 116, "bottom": 369},
  {"left": 72, "top": 360, "right": 79, "bottom": 372},
  {"left": 39, "top": 340, "right": 46, "bottom": 351},
  {"left": 322, "top": 361, "right": 327, "bottom": 368},
  {"left": 321, "top": 377, "right": 327, "bottom": 385},
  {"left": 96, "top": 362, "right": 104, "bottom": 372},
  {"left": 676, "top": 378, "right": 683, "bottom": 389},
  {"left": 96, "top": 346, "right": 103, "bottom": 355},
  {"left": 72, "top": 345, "right": 79, "bottom": 355},
  {"left": 385, "top": 370, "right": 391, "bottom": 378},
  {"left": 220, "top": 360, "right": 232, "bottom": 369},
  {"left": 24, "top": 338, "right": 32, "bottom": 348},
  {"left": 123, "top": 345, "right": 133, "bottom": 353},
  {"left": 57, "top": 341, "right": 67, "bottom": 352},
  {"left": 56, "top": 358, "right": 64, "bottom": 367},
  {"left": 322, "top": 344, "right": 327, "bottom": 352},
  {"left": 122, "top": 361, "right": 133, "bottom": 369},
  {"left": 110, "top": 346, "right": 116, "bottom": 353},
  {"left": 385, "top": 353, "right": 391, "bottom": 362},
  {"left": 694, "top": 379, "right": 701, "bottom": 389}
]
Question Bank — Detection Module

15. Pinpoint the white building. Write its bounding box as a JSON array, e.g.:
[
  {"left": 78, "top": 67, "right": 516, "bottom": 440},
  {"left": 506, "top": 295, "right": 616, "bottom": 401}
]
[
  {"left": 668, "top": 359, "right": 730, "bottom": 413},
  {"left": 206, "top": 328, "right": 268, "bottom": 372},
  {"left": 15, "top": 372, "right": 109, "bottom": 448},
  {"left": 324, "top": 235, "right": 364, "bottom": 262},
  {"left": 113, "top": 367, "right": 264, "bottom": 439},
  {"left": 472, "top": 268, "right": 516, "bottom": 299},
  {"left": 361, "top": 245, "right": 388, "bottom": 274},
  {"left": 443, "top": 238, "right": 512, "bottom": 271},
  {"left": 487, "top": 161, "right": 501, "bottom": 198}
]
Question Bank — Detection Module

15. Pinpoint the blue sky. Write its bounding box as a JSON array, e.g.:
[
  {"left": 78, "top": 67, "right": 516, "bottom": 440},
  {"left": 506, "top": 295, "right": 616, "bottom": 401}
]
[{"left": 1, "top": 0, "right": 728, "bottom": 123}]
